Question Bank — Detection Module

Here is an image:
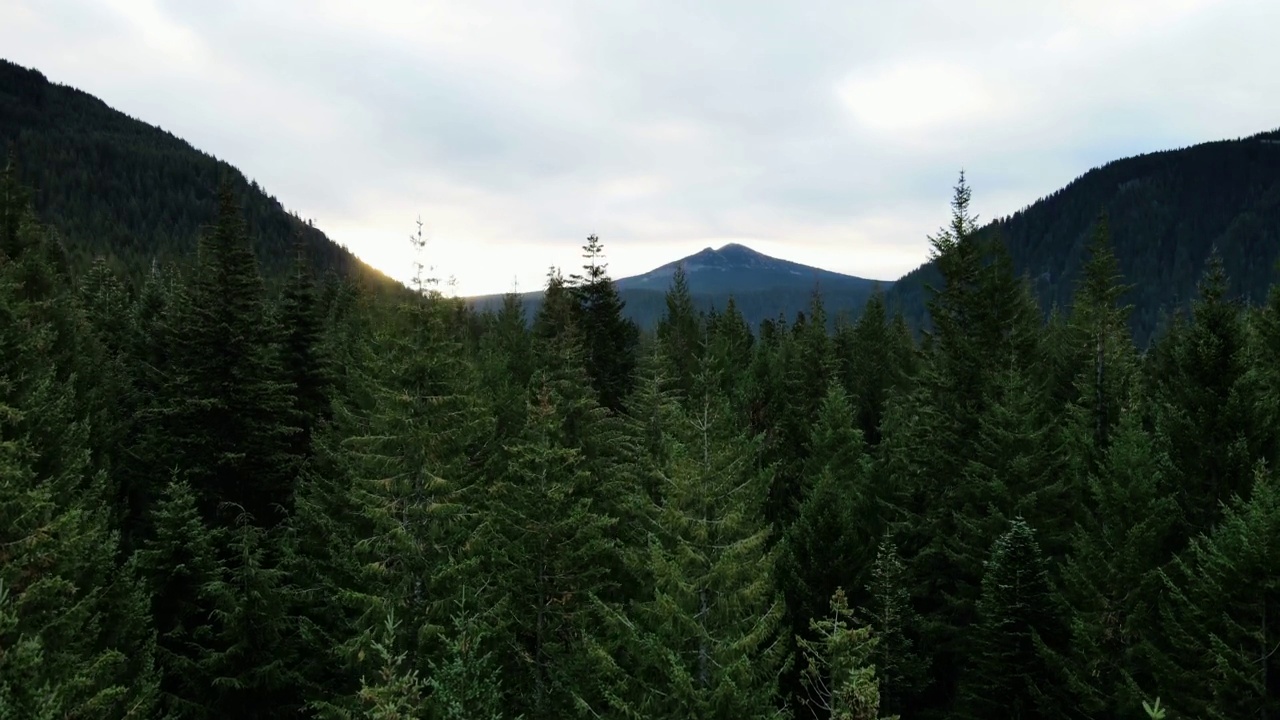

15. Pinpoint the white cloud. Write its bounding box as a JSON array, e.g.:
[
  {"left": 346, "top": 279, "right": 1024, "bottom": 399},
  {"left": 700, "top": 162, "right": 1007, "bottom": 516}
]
[{"left": 2, "top": 0, "right": 1278, "bottom": 296}]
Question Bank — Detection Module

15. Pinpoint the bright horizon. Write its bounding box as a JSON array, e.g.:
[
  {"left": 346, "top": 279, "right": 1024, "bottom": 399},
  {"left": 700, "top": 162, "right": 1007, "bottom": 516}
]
[{"left": 4, "top": 1, "right": 1280, "bottom": 296}]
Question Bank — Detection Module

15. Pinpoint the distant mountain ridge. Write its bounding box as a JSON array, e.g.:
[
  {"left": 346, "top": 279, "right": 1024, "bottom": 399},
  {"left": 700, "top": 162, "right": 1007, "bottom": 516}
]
[
  {"left": 0, "top": 58, "right": 398, "bottom": 292},
  {"left": 887, "top": 128, "right": 1280, "bottom": 346},
  {"left": 472, "top": 242, "right": 890, "bottom": 331},
  {"left": 616, "top": 242, "right": 886, "bottom": 296}
]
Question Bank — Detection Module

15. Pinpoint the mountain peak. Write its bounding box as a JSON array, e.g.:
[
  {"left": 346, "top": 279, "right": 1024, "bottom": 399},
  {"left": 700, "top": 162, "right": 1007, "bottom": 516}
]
[{"left": 613, "top": 242, "right": 883, "bottom": 297}]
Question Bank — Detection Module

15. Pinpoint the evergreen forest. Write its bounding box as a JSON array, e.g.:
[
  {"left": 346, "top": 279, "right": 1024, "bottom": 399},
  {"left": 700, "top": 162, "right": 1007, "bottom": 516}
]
[{"left": 3, "top": 155, "right": 1280, "bottom": 720}]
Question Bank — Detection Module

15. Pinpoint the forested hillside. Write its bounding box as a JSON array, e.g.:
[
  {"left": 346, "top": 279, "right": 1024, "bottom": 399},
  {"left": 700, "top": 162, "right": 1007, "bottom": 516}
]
[
  {"left": 0, "top": 59, "right": 398, "bottom": 291},
  {"left": 889, "top": 131, "right": 1280, "bottom": 346},
  {"left": 5, "top": 156, "right": 1278, "bottom": 718}
]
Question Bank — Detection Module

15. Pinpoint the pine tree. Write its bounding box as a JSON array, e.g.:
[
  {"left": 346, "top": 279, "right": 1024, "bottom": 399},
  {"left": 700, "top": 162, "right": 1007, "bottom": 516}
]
[
  {"left": 866, "top": 540, "right": 928, "bottom": 718},
  {"left": 779, "top": 384, "right": 880, "bottom": 710},
  {"left": 1148, "top": 251, "right": 1253, "bottom": 538},
  {"left": 833, "top": 292, "right": 917, "bottom": 447},
  {"left": 958, "top": 519, "right": 1068, "bottom": 720},
  {"left": 1062, "top": 216, "right": 1138, "bottom": 464},
  {"left": 569, "top": 235, "right": 639, "bottom": 413},
  {"left": 135, "top": 478, "right": 221, "bottom": 718},
  {"left": 1150, "top": 464, "right": 1280, "bottom": 720},
  {"left": 162, "top": 181, "right": 301, "bottom": 527},
  {"left": 277, "top": 236, "right": 333, "bottom": 461},
  {"left": 0, "top": 191, "right": 160, "bottom": 718},
  {"left": 1059, "top": 399, "right": 1180, "bottom": 717},
  {"left": 796, "top": 589, "right": 891, "bottom": 720},
  {"left": 605, "top": 360, "right": 788, "bottom": 719},
  {"left": 485, "top": 375, "right": 624, "bottom": 717},
  {"left": 656, "top": 264, "right": 703, "bottom": 400}
]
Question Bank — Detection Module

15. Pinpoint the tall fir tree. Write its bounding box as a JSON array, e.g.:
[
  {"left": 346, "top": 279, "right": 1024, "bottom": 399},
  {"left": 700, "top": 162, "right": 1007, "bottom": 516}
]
[
  {"left": 570, "top": 235, "right": 640, "bottom": 413},
  {"left": 958, "top": 519, "right": 1068, "bottom": 720},
  {"left": 161, "top": 181, "right": 301, "bottom": 527},
  {"left": 601, "top": 358, "right": 788, "bottom": 719},
  {"left": 1151, "top": 464, "right": 1280, "bottom": 719}
]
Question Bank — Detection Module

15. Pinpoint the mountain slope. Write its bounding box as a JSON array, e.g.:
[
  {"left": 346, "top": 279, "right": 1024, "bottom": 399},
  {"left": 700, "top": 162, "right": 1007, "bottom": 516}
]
[
  {"left": 0, "top": 58, "right": 398, "bottom": 291},
  {"left": 888, "top": 129, "right": 1280, "bottom": 346},
  {"left": 472, "top": 242, "right": 889, "bottom": 330},
  {"left": 616, "top": 242, "right": 884, "bottom": 295}
]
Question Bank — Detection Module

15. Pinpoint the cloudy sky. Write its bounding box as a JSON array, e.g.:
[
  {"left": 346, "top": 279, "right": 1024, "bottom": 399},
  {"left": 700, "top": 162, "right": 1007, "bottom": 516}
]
[{"left": 4, "top": 0, "right": 1279, "bottom": 295}]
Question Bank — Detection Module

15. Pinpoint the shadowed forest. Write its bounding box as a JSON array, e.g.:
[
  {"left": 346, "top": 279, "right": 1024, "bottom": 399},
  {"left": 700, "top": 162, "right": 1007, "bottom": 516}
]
[{"left": 3, "top": 157, "right": 1279, "bottom": 720}]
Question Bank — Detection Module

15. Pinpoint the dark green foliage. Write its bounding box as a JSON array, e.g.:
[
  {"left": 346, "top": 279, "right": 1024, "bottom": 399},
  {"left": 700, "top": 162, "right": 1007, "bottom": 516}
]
[
  {"left": 958, "top": 519, "right": 1068, "bottom": 720},
  {"left": 1148, "top": 252, "right": 1254, "bottom": 538},
  {"left": 602, "top": 360, "right": 788, "bottom": 720},
  {"left": 135, "top": 479, "right": 221, "bottom": 718},
  {"left": 833, "top": 292, "right": 917, "bottom": 446},
  {"left": 889, "top": 129, "right": 1280, "bottom": 346},
  {"left": 0, "top": 187, "right": 159, "bottom": 718},
  {"left": 655, "top": 265, "right": 704, "bottom": 399},
  {"left": 779, "top": 384, "right": 880, "bottom": 708},
  {"left": 1060, "top": 402, "right": 1180, "bottom": 716},
  {"left": 10, "top": 116, "right": 1280, "bottom": 720},
  {"left": 795, "top": 589, "right": 886, "bottom": 720},
  {"left": 161, "top": 182, "right": 301, "bottom": 526},
  {"left": 0, "top": 59, "right": 398, "bottom": 292},
  {"left": 866, "top": 540, "right": 928, "bottom": 717},
  {"left": 1152, "top": 465, "right": 1280, "bottom": 719},
  {"left": 278, "top": 240, "right": 334, "bottom": 460},
  {"left": 570, "top": 235, "right": 640, "bottom": 413}
]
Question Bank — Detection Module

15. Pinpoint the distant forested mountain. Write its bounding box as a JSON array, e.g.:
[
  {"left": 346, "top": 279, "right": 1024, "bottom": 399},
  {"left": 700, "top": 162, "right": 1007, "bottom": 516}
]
[
  {"left": 888, "top": 129, "right": 1280, "bottom": 346},
  {"left": 0, "top": 58, "right": 399, "bottom": 291},
  {"left": 472, "top": 242, "right": 890, "bottom": 330}
]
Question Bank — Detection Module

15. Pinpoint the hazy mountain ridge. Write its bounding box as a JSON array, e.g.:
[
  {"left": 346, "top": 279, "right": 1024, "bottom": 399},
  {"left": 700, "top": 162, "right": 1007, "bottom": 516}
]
[
  {"left": 472, "top": 242, "right": 889, "bottom": 330},
  {"left": 887, "top": 128, "right": 1280, "bottom": 345},
  {"left": 0, "top": 58, "right": 399, "bottom": 292}
]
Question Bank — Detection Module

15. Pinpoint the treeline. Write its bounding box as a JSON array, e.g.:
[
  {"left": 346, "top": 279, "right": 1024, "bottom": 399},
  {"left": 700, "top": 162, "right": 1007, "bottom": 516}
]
[
  {"left": 3, "top": 162, "right": 1278, "bottom": 719},
  {"left": 0, "top": 59, "right": 399, "bottom": 293},
  {"left": 888, "top": 132, "right": 1280, "bottom": 346}
]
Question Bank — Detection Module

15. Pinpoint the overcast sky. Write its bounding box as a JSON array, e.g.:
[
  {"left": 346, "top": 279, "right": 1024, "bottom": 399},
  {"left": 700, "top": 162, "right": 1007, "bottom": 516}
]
[{"left": 4, "top": 0, "right": 1279, "bottom": 295}]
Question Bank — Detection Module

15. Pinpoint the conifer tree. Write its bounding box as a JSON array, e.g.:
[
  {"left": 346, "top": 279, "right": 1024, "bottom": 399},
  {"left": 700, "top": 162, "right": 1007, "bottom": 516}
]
[
  {"left": 1148, "top": 251, "right": 1253, "bottom": 538},
  {"left": 277, "top": 237, "right": 333, "bottom": 461},
  {"left": 0, "top": 189, "right": 160, "bottom": 718},
  {"left": 604, "top": 359, "right": 788, "bottom": 719},
  {"left": 796, "top": 589, "right": 890, "bottom": 720},
  {"left": 163, "top": 181, "right": 300, "bottom": 526},
  {"left": 1059, "top": 398, "right": 1180, "bottom": 717},
  {"left": 570, "top": 235, "right": 640, "bottom": 413},
  {"left": 866, "top": 540, "right": 928, "bottom": 717},
  {"left": 779, "top": 384, "right": 879, "bottom": 707},
  {"left": 833, "top": 292, "right": 916, "bottom": 447},
  {"left": 135, "top": 478, "right": 221, "bottom": 718},
  {"left": 656, "top": 265, "right": 703, "bottom": 400},
  {"left": 1150, "top": 464, "right": 1280, "bottom": 720},
  {"left": 485, "top": 376, "right": 624, "bottom": 717},
  {"left": 958, "top": 519, "right": 1068, "bottom": 720},
  {"left": 1062, "top": 216, "right": 1138, "bottom": 464}
]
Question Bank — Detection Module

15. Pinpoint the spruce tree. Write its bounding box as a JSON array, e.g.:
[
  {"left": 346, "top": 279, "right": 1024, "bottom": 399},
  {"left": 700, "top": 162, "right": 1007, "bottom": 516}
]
[
  {"left": 569, "top": 235, "right": 639, "bottom": 413},
  {"left": 779, "top": 384, "right": 880, "bottom": 711},
  {"left": 1150, "top": 464, "right": 1280, "bottom": 720},
  {"left": 135, "top": 478, "right": 221, "bottom": 718},
  {"left": 866, "top": 540, "right": 928, "bottom": 717},
  {"left": 656, "top": 264, "right": 703, "bottom": 400},
  {"left": 0, "top": 190, "right": 160, "bottom": 718},
  {"left": 605, "top": 360, "right": 788, "bottom": 719},
  {"left": 796, "top": 589, "right": 889, "bottom": 720},
  {"left": 163, "top": 181, "right": 301, "bottom": 527},
  {"left": 277, "top": 237, "right": 333, "bottom": 461},
  {"left": 1148, "top": 251, "right": 1253, "bottom": 538},
  {"left": 1059, "top": 399, "right": 1180, "bottom": 717},
  {"left": 958, "top": 519, "right": 1068, "bottom": 720}
]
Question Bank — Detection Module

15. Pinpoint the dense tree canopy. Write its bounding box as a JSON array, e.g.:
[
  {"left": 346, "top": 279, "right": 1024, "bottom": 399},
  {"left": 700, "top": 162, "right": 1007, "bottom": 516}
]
[{"left": 3, "top": 153, "right": 1277, "bottom": 720}]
